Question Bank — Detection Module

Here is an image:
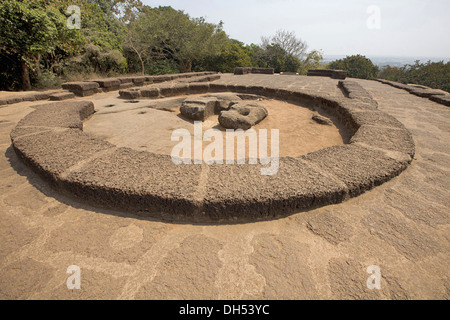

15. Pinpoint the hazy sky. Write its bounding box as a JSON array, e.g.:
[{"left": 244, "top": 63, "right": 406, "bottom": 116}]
[{"left": 143, "top": 0, "right": 450, "bottom": 58}]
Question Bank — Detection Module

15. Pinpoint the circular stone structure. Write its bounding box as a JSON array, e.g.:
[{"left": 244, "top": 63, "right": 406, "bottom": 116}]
[
  {"left": 84, "top": 94, "right": 345, "bottom": 160},
  {"left": 10, "top": 81, "right": 415, "bottom": 222}
]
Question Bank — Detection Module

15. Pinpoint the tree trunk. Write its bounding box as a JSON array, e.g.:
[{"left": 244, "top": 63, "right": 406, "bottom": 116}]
[
  {"left": 139, "top": 55, "right": 145, "bottom": 75},
  {"left": 179, "top": 60, "right": 192, "bottom": 73},
  {"left": 35, "top": 54, "right": 42, "bottom": 78},
  {"left": 129, "top": 41, "right": 145, "bottom": 75},
  {"left": 21, "top": 59, "right": 31, "bottom": 91},
  {"left": 135, "top": 50, "right": 144, "bottom": 75}
]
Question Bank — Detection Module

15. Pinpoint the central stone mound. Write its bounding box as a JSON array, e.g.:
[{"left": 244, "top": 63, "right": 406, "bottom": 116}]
[
  {"left": 180, "top": 96, "right": 224, "bottom": 121},
  {"left": 84, "top": 92, "right": 345, "bottom": 161},
  {"left": 219, "top": 102, "right": 268, "bottom": 130},
  {"left": 180, "top": 93, "right": 268, "bottom": 130}
]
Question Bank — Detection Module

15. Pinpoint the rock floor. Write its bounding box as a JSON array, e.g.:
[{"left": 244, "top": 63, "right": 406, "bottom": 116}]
[{"left": 0, "top": 74, "right": 448, "bottom": 299}]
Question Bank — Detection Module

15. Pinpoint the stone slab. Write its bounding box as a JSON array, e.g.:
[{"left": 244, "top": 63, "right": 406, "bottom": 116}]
[
  {"left": 62, "top": 82, "right": 99, "bottom": 91},
  {"left": 73, "top": 89, "right": 98, "bottom": 97},
  {"left": 180, "top": 97, "right": 218, "bottom": 121},
  {"left": 303, "top": 144, "right": 409, "bottom": 197},
  {"left": 85, "top": 79, "right": 121, "bottom": 88},
  {"left": 350, "top": 125, "right": 416, "bottom": 158},
  {"left": 409, "top": 88, "right": 447, "bottom": 98},
  {"left": 158, "top": 84, "right": 189, "bottom": 98},
  {"left": 119, "top": 83, "right": 134, "bottom": 90},
  {"left": 14, "top": 101, "right": 94, "bottom": 130},
  {"left": 119, "top": 89, "right": 141, "bottom": 100},
  {"left": 62, "top": 148, "right": 204, "bottom": 217},
  {"left": 49, "top": 91, "right": 76, "bottom": 101},
  {"left": 202, "top": 157, "right": 348, "bottom": 220},
  {"left": 219, "top": 102, "right": 268, "bottom": 130},
  {"left": 140, "top": 87, "right": 160, "bottom": 99},
  {"left": 187, "top": 83, "right": 210, "bottom": 95},
  {"left": 12, "top": 129, "right": 114, "bottom": 182},
  {"left": 377, "top": 79, "right": 449, "bottom": 107},
  {"left": 250, "top": 68, "right": 274, "bottom": 75},
  {"left": 132, "top": 77, "right": 147, "bottom": 85},
  {"left": 308, "top": 69, "right": 347, "bottom": 80},
  {"left": 339, "top": 80, "right": 373, "bottom": 100},
  {"left": 429, "top": 94, "right": 450, "bottom": 107}
]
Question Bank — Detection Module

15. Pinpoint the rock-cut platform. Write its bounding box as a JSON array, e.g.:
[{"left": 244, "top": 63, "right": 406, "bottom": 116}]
[{"left": 10, "top": 79, "right": 415, "bottom": 222}]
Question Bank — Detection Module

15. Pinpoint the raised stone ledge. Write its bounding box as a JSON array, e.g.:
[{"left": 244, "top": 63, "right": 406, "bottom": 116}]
[
  {"left": 338, "top": 80, "right": 376, "bottom": 106},
  {"left": 377, "top": 79, "right": 449, "bottom": 107},
  {"left": 308, "top": 69, "right": 347, "bottom": 80},
  {"left": 62, "top": 81, "right": 99, "bottom": 92},
  {"left": 429, "top": 94, "right": 450, "bottom": 107},
  {"left": 11, "top": 84, "right": 415, "bottom": 222},
  {"left": 12, "top": 101, "right": 94, "bottom": 131},
  {"left": 12, "top": 129, "right": 114, "bottom": 184},
  {"left": 251, "top": 67, "right": 275, "bottom": 75},
  {"left": 1, "top": 72, "right": 219, "bottom": 106},
  {"left": 120, "top": 74, "right": 221, "bottom": 100},
  {"left": 408, "top": 88, "right": 447, "bottom": 98},
  {"left": 49, "top": 91, "right": 76, "bottom": 101},
  {"left": 350, "top": 125, "right": 415, "bottom": 158},
  {"left": 84, "top": 79, "right": 121, "bottom": 88},
  {"left": 0, "top": 92, "right": 60, "bottom": 106},
  {"left": 234, "top": 67, "right": 274, "bottom": 75},
  {"left": 302, "top": 144, "right": 409, "bottom": 198},
  {"left": 177, "top": 74, "right": 221, "bottom": 83},
  {"left": 84, "top": 79, "right": 121, "bottom": 92},
  {"left": 119, "top": 88, "right": 141, "bottom": 100},
  {"left": 61, "top": 82, "right": 100, "bottom": 97}
]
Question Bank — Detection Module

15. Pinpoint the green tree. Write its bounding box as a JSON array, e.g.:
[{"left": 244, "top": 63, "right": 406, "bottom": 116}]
[
  {"left": 0, "top": 0, "right": 75, "bottom": 90},
  {"left": 126, "top": 6, "right": 229, "bottom": 73},
  {"left": 329, "top": 55, "right": 379, "bottom": 79},
  {"left": 92, "top": 0, "right": 143, "bottom": 22},
  {"left": 194, "top": 39, "right": 253, "bottom": 73},
  {"left": 124, "top": 11, "right": 149, "bottom": 74},
  {"left": 41, "top": 0, "right": 127, "bottom": 72},
  {"left": 378, "top": 65, "right": 405, "bottom": 82},
  {"left": 0, "top": 0, "right": 131, "bottom": 90},
  {"left": 298, "top": 50, "right": 324, "bottom": 75},
  {"left": 251, "top": 43, "right": 301, "bottom": 73},
  {"left": 261, "top": 29, "right": 308, "bottom": 59},
  {"left": 379, "top": 60, "right": 450, "bottom": 93}
]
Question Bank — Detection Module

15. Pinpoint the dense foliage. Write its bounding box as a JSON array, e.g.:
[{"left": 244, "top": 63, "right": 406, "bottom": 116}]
[
  {"left": 379, "top": 61, "right": 450, "bottom": 93},
  {"left": 0, "top": 1, "right": 448, "bottom": 92},
  {"left": 124, "top": 6, "right": 229, "bottom": 74},
  {"left": 1, "top": 0, "right": 320, "bottom": 90},
  {"left": 328, "top": 55, "right": 379, "bottom": 80}
]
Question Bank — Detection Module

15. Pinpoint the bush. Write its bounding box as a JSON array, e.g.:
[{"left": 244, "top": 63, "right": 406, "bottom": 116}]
[
  {"left": 378, "top": 65, "right": 404, "bottom": 82},
  {"left": 145, "top": 59, "right": 179, "bottom": 75},
  {"left": 98, "top": 50, "right": 127, "bottom": 73},
  {"left": 33, "top": 70, "right": 63, "bottom": 89},
  {"left": 298, "top": 50, "right": 325, "bottom": 75},
  {"left": 63, "top": 44, "right": 127, "bottom": 75},
  {"left": 193, "top": 40, "right": 253, "bottom": 73},
  {"left": 379, "top": 61, "right": 450, "bottom": 93},
  {"left": 251, "top": 44, "right": 301, "bottom": 73},
  {"left": 329, "top": 55, "right": 379, "bottom": 79}
]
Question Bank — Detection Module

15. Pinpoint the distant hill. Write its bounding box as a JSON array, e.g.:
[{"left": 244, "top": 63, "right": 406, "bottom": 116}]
[{"left": 323, "top": 55, "right": 450, "bottom": 68}]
